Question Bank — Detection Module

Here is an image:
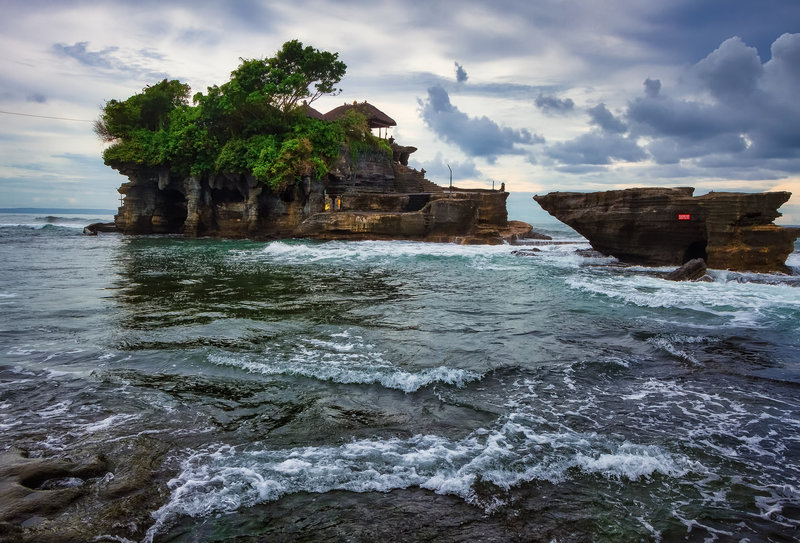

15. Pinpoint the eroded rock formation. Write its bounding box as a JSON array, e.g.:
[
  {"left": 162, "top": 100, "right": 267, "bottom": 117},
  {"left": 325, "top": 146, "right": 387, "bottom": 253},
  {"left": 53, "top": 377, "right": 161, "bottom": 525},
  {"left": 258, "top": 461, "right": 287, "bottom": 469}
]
[
  {"left": 534, "top": 187, "right": 799, "bottom": 272},
  {"left": 112, "top": 144, "right": 533, "bottom": 244}
]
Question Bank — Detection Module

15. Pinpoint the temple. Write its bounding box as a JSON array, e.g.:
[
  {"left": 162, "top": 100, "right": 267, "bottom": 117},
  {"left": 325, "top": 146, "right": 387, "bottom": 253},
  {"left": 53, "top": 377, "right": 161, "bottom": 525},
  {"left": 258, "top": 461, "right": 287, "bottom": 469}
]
[{"left": 111, "top": 102, "right": 534, "bottom": 244}]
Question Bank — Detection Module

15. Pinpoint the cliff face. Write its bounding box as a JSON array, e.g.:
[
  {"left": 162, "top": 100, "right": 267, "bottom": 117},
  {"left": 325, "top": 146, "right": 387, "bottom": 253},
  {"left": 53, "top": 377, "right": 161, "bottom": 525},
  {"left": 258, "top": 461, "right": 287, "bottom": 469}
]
[
  {"left": 534, "top": 187, "right": 799, "bottom": 272},
  {"left": 113, "top": 146, "right": 530, "bottom": 244}
]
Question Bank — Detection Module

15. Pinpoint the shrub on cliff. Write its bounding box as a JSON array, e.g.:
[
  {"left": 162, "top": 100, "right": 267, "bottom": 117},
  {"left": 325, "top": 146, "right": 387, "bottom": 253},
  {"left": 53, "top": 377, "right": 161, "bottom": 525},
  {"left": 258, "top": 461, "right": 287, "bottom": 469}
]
[{"left": 96, "top": 40, "right": 385, "bottom": 191}]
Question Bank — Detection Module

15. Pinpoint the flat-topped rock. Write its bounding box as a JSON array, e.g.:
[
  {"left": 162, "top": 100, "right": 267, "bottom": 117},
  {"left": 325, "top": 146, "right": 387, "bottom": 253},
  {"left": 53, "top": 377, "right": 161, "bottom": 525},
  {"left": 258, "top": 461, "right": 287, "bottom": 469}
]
[{"left": 534, "top": 187, "right": 799, "bottom": 272}]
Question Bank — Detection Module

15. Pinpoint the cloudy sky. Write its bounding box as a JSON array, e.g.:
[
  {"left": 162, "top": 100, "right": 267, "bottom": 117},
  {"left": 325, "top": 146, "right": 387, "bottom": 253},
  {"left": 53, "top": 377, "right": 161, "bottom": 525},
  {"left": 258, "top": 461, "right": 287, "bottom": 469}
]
[{"left": 2, "top": 0, "right": 799, "bottom": 220}]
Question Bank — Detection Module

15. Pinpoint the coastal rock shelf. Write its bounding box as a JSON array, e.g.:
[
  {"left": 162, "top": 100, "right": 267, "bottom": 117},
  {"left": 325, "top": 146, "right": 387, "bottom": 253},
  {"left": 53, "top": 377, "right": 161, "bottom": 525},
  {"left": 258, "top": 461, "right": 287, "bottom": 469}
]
[{"left": 534, "top": 187, "right": 799, "bottom": 272}]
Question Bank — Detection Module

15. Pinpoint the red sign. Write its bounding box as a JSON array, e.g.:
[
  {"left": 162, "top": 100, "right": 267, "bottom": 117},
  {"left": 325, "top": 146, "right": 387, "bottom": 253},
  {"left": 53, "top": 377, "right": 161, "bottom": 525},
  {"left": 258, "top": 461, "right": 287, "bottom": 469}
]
[{"left": 678, "top": 214, "right": 691, "bottom": 221}]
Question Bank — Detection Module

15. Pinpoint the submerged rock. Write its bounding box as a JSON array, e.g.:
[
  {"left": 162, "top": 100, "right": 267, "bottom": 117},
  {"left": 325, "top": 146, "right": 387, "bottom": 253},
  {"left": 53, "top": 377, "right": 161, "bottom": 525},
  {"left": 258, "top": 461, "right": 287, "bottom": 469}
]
[{"left": 534, "top": 187, "right": 799, "bottom": 273}]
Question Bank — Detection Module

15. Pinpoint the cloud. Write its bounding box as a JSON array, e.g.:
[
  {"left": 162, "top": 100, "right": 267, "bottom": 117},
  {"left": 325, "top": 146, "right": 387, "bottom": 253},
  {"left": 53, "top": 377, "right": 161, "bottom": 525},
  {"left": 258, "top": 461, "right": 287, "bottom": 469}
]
[
  {"left": 419, "top": 86, "right": 542, "bottom": 161},
  {"left": 546, "top": 132, "right": 646, "bottom": 165},
  {"left": 51, "top": 41, "right": 170, "bottom": 82},
  {"left": 587, "top": 103, "right": 626, "bottom": 133},
  {"left": 535, "top": 94, "right": 575, "bottom": 115},
  {"left": 411, "top": 151, "right": 481, "bottom": 184},
  {"left": 26, "top": 93, "right": 46, "bottom": 103},
  {"left": 539, "top": 33, "right": 800, "bottom": 175},
  {"left": 52, "top": 41, "right": 120, "bottom": 69},
  {"left": 454, "top": 62, "right": 468, "bottom": 83},
  {"left": 643, "top": 78, "right": 661, "bottom": 97},
  {"left": 628, "top": 33, "right": 800, "bottom": 166},
  {"left": 627, "top": 93, "right": 741, "bottom": 141},
  {"left": 693, "top": 36, "right": 763, "bottom": 102}
]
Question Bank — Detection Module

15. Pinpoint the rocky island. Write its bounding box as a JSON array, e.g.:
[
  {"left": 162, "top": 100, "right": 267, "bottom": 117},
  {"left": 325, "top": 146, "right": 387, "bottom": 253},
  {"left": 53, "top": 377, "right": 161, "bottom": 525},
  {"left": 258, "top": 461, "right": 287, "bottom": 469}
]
[
  {"left": 98, "top": 41, "right": 532, "bottom": 245},
  {"left": 534, "top": 187, "right": 799, "bottom": 273}
]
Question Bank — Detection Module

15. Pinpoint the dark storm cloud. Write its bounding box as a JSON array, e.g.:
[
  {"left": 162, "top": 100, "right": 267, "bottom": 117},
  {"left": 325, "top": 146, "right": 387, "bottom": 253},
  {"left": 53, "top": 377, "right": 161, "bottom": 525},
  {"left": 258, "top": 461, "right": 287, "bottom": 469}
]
[
  {"left": 419, "top": 86, "right": 543, "bottom": 161},
  {"left": 454, "top": 62, "right": 468, "bottom": 83},
  {"left": 587, "top": 103, "right": 626, "bottom": 133},
  {"left": 535, "top": 94, "right": 575, "bottom": 115}
]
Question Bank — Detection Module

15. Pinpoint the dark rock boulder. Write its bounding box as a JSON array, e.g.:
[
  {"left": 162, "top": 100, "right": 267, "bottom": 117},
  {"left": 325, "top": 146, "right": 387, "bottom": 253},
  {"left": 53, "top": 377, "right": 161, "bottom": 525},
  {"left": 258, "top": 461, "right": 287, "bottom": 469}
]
[
  {"left": 534, "top": 187, "right": 799, "bottom": 273},
  {"left": 664, "top": 258, "right": 708, "bottom": 281}
]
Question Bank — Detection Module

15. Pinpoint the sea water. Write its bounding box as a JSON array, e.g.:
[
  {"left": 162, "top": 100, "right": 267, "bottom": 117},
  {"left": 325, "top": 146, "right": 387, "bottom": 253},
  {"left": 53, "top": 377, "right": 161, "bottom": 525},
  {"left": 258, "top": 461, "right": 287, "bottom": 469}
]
[{"left": 0, "top": 205, "right": 799, "bottom": 542}]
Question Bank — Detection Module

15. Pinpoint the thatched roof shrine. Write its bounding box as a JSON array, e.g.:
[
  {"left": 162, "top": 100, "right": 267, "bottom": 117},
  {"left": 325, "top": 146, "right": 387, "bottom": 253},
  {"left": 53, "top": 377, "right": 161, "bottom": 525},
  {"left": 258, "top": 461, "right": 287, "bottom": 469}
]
[
  {"left": 303, "top": 105, "right": 326, "bottom": 120},
  {"left": 323, "top": 101, "right": 397, "bottom": 129}
]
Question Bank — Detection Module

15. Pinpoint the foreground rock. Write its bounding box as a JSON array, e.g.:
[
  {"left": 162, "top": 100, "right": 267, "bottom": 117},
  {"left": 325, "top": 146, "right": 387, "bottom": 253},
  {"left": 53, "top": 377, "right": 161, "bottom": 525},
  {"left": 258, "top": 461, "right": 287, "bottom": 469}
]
[{"left": 534, "top": 187, "right": 799, "bottom": 273}]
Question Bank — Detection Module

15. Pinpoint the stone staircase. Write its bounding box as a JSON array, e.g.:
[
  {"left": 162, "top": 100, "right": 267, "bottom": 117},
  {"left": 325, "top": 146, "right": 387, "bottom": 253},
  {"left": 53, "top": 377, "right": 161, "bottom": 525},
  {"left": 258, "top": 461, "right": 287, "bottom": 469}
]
[{"left": 393, "top": 164, "right": 444, "bottom": 193}]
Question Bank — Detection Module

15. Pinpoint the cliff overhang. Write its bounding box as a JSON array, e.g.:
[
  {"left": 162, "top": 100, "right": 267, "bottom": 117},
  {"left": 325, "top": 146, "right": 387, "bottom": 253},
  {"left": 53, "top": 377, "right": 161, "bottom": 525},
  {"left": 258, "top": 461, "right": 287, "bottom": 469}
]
[{"left": 534, "top": 187, "right": 799, "bottom": 273}]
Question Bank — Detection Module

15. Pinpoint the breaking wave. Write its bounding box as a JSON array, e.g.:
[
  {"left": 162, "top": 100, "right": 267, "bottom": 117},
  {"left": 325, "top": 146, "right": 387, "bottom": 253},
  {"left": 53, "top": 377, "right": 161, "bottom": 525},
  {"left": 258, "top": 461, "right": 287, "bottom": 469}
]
[
  {"left": 145, "top": 422, "right": 689, "bottom": 542},
  {"left": 208, "top": 331, "right": 482, "bottom": 393}
]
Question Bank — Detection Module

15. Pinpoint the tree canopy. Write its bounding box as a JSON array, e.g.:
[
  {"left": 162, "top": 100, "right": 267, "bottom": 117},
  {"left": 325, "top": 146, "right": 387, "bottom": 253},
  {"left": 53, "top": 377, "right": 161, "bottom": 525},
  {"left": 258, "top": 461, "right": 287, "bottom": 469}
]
[{"left": 96, "top": 40, "right": 383, "bottom": 191}]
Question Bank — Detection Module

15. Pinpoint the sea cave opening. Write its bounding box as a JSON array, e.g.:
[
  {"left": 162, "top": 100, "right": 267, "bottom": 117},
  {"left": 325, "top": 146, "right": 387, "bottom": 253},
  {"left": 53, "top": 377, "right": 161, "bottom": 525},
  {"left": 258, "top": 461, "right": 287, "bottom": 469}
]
[
  {"left": 210, "top": 187, "right": 244, "bottom": 204},
  {"left": 683, "top": 240, "right": 708, "bottom": 263},
  {"left": 156, "top": 189, "right": 188, "bottom": 233}
]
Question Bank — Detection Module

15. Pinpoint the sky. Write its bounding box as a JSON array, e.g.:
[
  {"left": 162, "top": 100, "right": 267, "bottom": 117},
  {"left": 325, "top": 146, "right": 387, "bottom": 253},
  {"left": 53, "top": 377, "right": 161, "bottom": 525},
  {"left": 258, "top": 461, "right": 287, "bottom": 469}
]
[{"left": 1, "top": 0, "right": 799, "bottom": 221}]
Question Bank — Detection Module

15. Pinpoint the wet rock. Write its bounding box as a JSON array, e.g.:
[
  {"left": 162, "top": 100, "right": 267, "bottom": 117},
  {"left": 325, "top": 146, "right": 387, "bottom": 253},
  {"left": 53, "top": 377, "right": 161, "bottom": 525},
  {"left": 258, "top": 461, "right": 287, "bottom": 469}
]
[
  {"left": 0, "top": 438, "right": 173, "bottom": 543},
  {"left": 83, "top": 222, "right": 116, "bottom": 235},
  {"left": 664, "top": 258, "right": 708, "bottom": 281},
  {"left": 512, "top": 248, "right": 542, "bottom": 256},
  {"left": 534, "top": 187, "right": 799, "bottom": 272},
  {"left": 575, "top": 248, "right": 606, "bottom": 258}
]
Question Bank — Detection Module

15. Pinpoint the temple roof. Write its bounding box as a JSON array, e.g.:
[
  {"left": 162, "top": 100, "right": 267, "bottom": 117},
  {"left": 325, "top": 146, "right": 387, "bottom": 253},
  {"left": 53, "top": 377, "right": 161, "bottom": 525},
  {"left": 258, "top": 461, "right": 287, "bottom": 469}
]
[
  {"left": 323, "top": 102, "right": 397, "bottom": 129},
  {"left": 303, "top": 105, "right": 326, "bottom": 120}
]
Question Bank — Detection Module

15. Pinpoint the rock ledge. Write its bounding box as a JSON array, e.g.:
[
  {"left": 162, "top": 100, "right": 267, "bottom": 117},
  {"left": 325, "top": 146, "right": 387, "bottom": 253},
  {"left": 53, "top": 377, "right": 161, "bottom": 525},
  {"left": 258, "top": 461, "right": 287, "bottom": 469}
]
[{"left": 534, "top": 187, "right": 799, "bottom": 272}]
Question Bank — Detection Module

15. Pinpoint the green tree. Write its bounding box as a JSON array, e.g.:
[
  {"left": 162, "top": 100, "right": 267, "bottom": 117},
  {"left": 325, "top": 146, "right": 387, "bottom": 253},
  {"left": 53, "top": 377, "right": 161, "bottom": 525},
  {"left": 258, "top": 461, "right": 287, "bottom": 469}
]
[
  {"left": 264, "top": 39, "right": 347, "bottom": 113},
  {"left": 95, "top": 79, "right": 190, "bottom": 141},
  {"left": 96, "top": 41, "right": 388, "bottom": 192}
]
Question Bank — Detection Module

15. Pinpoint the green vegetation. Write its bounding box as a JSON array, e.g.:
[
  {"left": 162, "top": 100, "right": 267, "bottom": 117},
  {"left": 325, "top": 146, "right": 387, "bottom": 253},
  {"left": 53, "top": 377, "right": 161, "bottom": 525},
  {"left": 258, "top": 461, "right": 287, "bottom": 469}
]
[{"left": 96, "top": 40, "right": 387, "bottom": 191}]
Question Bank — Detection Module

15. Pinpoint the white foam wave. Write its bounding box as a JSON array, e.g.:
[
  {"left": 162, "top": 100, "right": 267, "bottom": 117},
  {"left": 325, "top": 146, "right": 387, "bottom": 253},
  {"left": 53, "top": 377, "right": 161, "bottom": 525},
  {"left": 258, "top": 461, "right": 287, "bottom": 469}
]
[
  {"left": 566, "top": 272, "right": 800, "bottom": 327},
  {"left": 36, "top": 401, "right": 72, "bottom": 419},
  {"left": 78, "top": 414, "right": 139, "bottom": 434},
  {"left": 210, "top": 352, "right": 480, "bottom": 393},
  {"left": 619, "top": 378, "right": 800, "bottom": 468},
  {"left": 144, "top": 423, "right": 688, "bottom": 542},
  {"left": 208, "top": 331, "right": 482, "bottom": 393},
  {"left": 646, "top": 334, "right": 718, "bottom": 365},
  {"left": 231, "top": 239, "right": 514, "bottom": 267},
  {"left": 786, "top": 250, "right": 800, "bottom": 269}
]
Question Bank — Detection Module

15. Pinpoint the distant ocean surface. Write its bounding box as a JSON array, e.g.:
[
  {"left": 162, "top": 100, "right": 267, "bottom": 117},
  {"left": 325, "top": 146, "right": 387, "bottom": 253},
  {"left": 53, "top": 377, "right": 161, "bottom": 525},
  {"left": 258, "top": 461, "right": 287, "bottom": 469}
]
[{"left": 1, "top": 201, "right": 799, "bottom": 542}]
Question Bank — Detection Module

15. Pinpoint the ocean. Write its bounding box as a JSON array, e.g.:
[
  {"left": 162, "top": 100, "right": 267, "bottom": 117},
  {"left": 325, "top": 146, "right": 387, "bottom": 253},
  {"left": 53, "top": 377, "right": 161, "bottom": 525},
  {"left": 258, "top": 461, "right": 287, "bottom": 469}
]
[{"left": 0, "top": 200, "right": 799, "bottom": 542}]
